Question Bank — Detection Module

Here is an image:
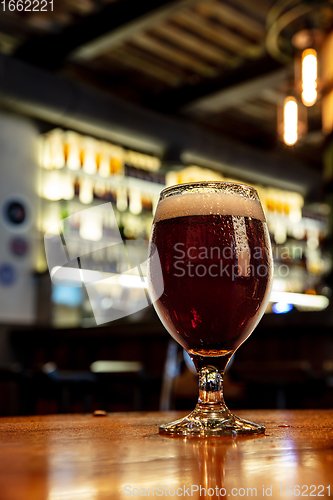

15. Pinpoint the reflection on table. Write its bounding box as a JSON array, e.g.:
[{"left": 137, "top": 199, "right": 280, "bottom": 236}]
[{"left": 0, "top": 410, "right": 332, "bottom": 500}]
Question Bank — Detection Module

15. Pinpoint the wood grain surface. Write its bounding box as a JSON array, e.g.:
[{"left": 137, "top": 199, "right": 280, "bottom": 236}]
[{"left": 0, "top": 410, "right": 332, "bottom": 499}]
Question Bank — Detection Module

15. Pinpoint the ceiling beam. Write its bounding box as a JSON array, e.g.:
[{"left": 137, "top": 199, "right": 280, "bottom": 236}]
[
  {"left": 13, "top": 0, "right": 198, "bottom": 69},
  {"left": 182, "top": 67, "right": 291, "bottom": 114},
  {"left": 171, "top": 9, "right": 258, "bottom": 55},
  {"left": 151, "top": 23, "right": 229, "bottom": 65},
  {"left": 148, "top": 55, "right": 284, "bottom": 112},
  {"left": 69, "top": 0, "right": 199, "bottom": 62},
  {"left": 229, "top": 0, "right": 270, "bottom": 21},
  {"left": 129, "top": 32, "right": 216, "bottom": 76},
  {"left": 196, "top": 0, "right": 266, "bottom": 41}
]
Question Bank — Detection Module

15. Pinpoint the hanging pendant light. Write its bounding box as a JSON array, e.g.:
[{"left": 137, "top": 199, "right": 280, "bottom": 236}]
[
  {"left": 283, "top": 97, "right": 298, "bottom": 146},
  {"left": 301, "top": 48, "right": 318, "bottom": 107}
]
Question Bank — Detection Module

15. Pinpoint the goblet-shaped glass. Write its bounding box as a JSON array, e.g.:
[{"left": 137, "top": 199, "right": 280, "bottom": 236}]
[{"left": 148, "top": 181, "right": 273, "bottom": 436}]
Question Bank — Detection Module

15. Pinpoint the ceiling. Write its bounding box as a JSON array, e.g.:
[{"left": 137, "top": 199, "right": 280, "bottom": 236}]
[{"left": 1, "top": 0, "right": 333, "bottom": 177}]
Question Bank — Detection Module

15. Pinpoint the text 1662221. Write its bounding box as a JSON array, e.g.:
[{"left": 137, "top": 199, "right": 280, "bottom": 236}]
[{"left": 1, "top": 0, "right": 53, "bottom": 11}]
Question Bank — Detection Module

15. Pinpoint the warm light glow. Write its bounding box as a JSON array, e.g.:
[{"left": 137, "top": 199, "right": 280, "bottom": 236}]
[
  {"left": 270, "top": 291, "right": 329, "bottom": 311},
  {"left": 79, "top": 178, "right": 94, "bottom": 204},
  {"left": 79, "top": 208, "right": 103, "bottom": 241},
  {"left": 116, "top": 186, "right": 128, "bottom": 212},
  {"left": 118, "top": 274, "right": 147, "bottom": 288},
  {"left": 60, "top": 171, "right": 75, "bottom": 200},
  {"left": 51, "top": 266, "right": 148, "bottom": 288},
  {"left": 94, "top": 180, "right": 106, "bottom": 198},
  {"left": 40, "top": 138, "right": 52, "bottom": 169},
  {"left": 82, "top": 137, "right": 97, "bottom": 174},
  {"left": 66, "top": 131, "right": 81, "bottom": 170},
  {"left": 98, "top": 143, "right": 111, "bottom": 177},
  {"left": 90, "top": 361, "right": 143, "bottom": 373},
  {"left": 42, "top": 170, "right": 62, "bottom": 201},
  {"left": 283, "top": 97, "right": 298, "bottom": 145},
  {"left": 49, "top": 129, "right": 65, "bottom": 169},
  {"left": 129, "top": 189, "right": 142, "bottom": 215},
  {"left": 302, "top": 48, "right": 317, "bottom": 106}
]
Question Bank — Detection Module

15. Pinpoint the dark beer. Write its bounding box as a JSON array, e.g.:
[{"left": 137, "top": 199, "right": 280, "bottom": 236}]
[{"left": 148, "top": 193, "right": 273, "bottom": 357}]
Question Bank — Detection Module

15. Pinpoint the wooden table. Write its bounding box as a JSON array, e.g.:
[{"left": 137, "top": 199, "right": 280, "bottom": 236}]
[{"left": 0, "top": 410, "right": 332, "bottom": 499}]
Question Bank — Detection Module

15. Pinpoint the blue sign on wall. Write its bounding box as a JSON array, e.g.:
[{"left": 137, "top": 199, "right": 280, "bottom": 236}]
[{"left": 0, "top": 263, "right": 16, "bottom": 286}]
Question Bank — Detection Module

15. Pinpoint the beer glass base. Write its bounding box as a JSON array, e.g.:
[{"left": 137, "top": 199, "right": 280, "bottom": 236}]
[{"left": 159, "top": 407, "right": 265, "bottom": 436}]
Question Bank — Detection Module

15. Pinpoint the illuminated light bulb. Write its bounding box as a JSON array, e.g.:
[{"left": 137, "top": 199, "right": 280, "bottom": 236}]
[
  {"left": 109, "top": 145, "right": 124, "bottom": 175},
  {"left": 152, "top": 157, "right": 161, "bottom": 171},
  {"left": 274, "top": 223, "right": 287, "bottom": 244},
  {"left": 80, "top": 210, "right": 103, "bottom": 242},
  {"left": 82, "top": 137, "right": 97, "bottom": 174},
  {"left": 41, "top": 203, "right": 61, "bottom": 233},
  {"left": 270, "top": 291, "right": 329, "bottom": 311},
  {"left": 66, "top": 131, "right": 81, "bottom": 171},
  {"left": 283, "top": 97, "right": 298, "bottom": 146},
  {"left": 41, "top": 138, "right": 52, "bottom": 169},
  {"left": 37, "top": 138, "right": 43, "bottom": 168},
  {"left": 118, "top": 275, "right": 147, "bottom": 288},
  {"left": 116, "top": 186, "right": 128, "bottom": 212},
  {"left": 42, "top": 170, "right": 62, "bottom": 201},
  {"left": 49, "top": 129, "right": 65, "bottom": 169},
  {"left": 126, "top": 150, "right": 137, "bottom": 166},
  {"left": 301, "top": 48, "right": 317, "bottom": 107},
  {"left": 129, "top": 189, "right": 142, "bottom": 215},
  {"left": 60, "top": 170, "right": 75, "bottom": 200},
  {"left": 152, "top": 195, "right": 160, "bottom": 215},
  {"left": 289, "top": 192, "right": 303, "bottom": 223},
  {"left": 99, "top": 143, "right": 111, "bottom": 177},
  {"left": 166, "top": 171, "right": 178, "bottom": 187},
  {"left": 79, "top": 178, "right": 94, "bottom": 204},
  {"left": 145, "top": 155, "right": 160, "bottom": 171},
  {"left": 94, "top": 180, "right": 106, "bottom": 198}
]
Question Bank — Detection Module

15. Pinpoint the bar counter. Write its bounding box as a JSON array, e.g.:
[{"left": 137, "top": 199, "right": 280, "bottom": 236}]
[{"left": 0, "top": 410, "right": 332, "bottom": 499}]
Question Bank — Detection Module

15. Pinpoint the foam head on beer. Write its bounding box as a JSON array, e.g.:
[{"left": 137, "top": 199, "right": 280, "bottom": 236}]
[{"left": 154, "top": 191, "right": 265, "bottom": 223}]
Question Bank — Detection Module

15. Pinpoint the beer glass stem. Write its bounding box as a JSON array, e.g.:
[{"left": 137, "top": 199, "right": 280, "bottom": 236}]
[
  {"left": 197, "top": 366, "right": 226, "bottom": 409},
  {"left": 159, "top": 359, "right": 266, "bottom": 434}
]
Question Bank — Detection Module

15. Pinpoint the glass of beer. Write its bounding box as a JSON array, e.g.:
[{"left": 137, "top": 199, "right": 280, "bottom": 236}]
[{"left": 148, "top": 181, "right": 273, "bottom": 436}]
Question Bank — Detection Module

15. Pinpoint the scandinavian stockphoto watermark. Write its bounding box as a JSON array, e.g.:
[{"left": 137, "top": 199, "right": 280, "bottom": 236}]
[
  {"left": 123, "top": 484, "right": 257, "bottom": 497},
  {"left": 123, "top": 484, "right": 265, "bottom": 497},
  {"left": 44, "top": 202, "right": 164, "bottom": 325},
  {"left": 123, "top": 484, "right": 331, "bottom": 497},
  {"left": 172, "top": 242, "right": 299, "bottom": 280}
]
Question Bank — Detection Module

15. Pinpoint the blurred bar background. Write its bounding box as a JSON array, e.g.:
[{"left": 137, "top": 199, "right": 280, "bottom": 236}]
[{"left": 0, "top": 0, "right": 333, "bottom": 415}]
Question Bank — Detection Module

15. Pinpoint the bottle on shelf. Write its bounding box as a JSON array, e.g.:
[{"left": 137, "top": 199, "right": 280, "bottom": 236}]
[
  {"left": 79, "top": 177, "right": 94, "bottom": 205},
  {"left": 65, "top": 131, "right": 81, "bottom": 171},
  {"left": 82, "top": 137, "right": 98, "bottom": 175}
]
